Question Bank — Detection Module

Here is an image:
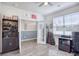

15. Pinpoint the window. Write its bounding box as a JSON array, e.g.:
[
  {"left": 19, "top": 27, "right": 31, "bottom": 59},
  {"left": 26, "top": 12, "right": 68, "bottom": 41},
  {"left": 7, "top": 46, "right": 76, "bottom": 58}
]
[
  {"left": 53, "top": 16, "right": 63, "bottom": 27},
  {"left": 71, "top": 12, "right": 79, "bottom": 32},
  {"left": 53, "top": 12, "right": 79, "bottom": 35},
  {"left": 53, "top": 16, "right": 64, "bottom": 35},
  {"left": 64, "top": 14, "right": 72, "bottom": 35},
  {"left": 71, "top": 12, "right": 79, "bottom": 25}
]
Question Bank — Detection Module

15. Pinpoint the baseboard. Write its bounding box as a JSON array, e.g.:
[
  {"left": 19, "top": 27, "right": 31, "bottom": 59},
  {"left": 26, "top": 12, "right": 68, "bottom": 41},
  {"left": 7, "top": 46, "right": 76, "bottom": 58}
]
[{"left": 21, "top": 38, "right": 37, "bottom": 42}]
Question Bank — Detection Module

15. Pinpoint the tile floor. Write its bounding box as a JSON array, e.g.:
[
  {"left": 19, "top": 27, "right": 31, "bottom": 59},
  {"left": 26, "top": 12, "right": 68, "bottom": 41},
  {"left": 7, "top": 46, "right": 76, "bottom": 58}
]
[{"left": 0, "top": 40, "right": 74, "bottom": 56}]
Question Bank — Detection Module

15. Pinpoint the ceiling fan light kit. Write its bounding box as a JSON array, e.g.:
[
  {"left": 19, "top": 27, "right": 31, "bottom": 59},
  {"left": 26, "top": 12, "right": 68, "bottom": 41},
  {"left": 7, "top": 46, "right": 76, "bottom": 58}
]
[
  {"left": 44, "top": 2, "right": 48, "bottom": 6},
  {"left": 39, "top": 2, "right": 53, "bottom": 7}
]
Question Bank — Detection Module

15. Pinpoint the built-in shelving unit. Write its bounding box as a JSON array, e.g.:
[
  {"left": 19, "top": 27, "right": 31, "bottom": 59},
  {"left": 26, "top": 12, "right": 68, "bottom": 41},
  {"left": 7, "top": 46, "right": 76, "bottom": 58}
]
[{"left": 0, "top": 17, "right": 19, "bottom": 53}]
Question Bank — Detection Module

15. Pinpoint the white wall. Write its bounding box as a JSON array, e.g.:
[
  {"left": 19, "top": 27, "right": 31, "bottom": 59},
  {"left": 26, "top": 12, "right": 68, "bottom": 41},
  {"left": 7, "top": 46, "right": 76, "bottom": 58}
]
[
  {"left": 44, "top": 15, "right": 53, "bottom": 26},
  {"left": 0, "top": 3, "right": 44, "bottom": 21},
  {"left": 44, "top": 15, "right": 53, "bottom": 33}
]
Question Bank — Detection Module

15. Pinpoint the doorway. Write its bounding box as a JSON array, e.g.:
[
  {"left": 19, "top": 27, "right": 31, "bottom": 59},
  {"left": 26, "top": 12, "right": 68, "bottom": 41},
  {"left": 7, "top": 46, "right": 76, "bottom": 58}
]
[{"left": 20, "top": 20, "right": 37, "bottom": 53}]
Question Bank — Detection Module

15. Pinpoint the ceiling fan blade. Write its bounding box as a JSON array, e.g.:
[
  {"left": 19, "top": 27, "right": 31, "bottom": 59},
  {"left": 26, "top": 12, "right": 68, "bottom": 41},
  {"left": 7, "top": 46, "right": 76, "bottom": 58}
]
[
  {"left": 39, "top": 2, "right": 44, "bottom": 7},
  {"left": 48, "top": 2, "right": 53, "bottom": 6}
]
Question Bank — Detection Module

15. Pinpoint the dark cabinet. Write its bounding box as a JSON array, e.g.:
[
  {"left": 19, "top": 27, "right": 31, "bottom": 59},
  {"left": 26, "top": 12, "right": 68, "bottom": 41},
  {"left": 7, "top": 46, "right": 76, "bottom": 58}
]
[
  {"left": 2, "top": 19, "right": 19, "bottom": 53},
  {"left": 72, "top": 32, "right": 79, "bottom": 55},
  {"left": 58, "top": 36, "right": 72, "bottom": 53},
  {"left": 46, "top": 32, "right": 55, "bottom": 45}
]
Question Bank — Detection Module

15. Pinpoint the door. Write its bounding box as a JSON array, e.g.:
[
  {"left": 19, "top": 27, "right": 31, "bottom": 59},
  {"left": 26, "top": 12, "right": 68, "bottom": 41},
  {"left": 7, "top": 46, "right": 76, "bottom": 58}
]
[{"left": 37, "top": 22, "right": 46, "bottom": 44}]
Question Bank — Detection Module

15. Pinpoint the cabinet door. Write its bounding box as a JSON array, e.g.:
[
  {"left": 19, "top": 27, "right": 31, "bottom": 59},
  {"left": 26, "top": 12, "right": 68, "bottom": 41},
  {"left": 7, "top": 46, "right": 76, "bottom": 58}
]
[
  {"left": 2, "top": 37, "right": 10, "bottom": 53},
  {"left": 8, "top": 37, "right": 19, "bottom": 51},
  {"left": 2, "top": 36, "right": 19, "bottom": 53}
]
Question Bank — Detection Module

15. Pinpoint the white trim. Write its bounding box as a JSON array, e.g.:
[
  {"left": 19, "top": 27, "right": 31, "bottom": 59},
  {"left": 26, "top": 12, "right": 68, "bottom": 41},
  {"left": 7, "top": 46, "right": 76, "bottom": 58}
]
[
  {"left": 0, "top": 14, "right": 2, "bottom": 53},
  {"left": 21, "top": 38, "right": 37, "bottom": 42},
  {"left": 21, "top": 30, "right": 37, "bottom": 32},
  {"left": 18, "top": 18, "right": 21, "bottom": 53}
]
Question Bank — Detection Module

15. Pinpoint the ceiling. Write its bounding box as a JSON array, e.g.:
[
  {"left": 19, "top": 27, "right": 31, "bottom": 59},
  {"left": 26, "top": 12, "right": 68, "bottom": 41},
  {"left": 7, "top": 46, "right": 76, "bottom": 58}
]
[{"left": 0, "top": 2, "right": 79, "bottom": 15}]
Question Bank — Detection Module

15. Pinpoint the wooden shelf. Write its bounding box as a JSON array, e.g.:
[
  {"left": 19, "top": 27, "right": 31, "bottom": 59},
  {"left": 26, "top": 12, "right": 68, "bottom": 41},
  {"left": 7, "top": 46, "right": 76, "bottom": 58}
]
[{"left": 3, "top": 19, "right": 18, "bottom": 22}]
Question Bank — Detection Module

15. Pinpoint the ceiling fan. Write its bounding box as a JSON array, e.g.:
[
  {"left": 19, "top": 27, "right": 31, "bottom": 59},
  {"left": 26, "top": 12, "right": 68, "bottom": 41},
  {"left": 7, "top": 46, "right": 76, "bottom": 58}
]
[{"left": 38, "top": 2, "right": 53, "bottom": 7}]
